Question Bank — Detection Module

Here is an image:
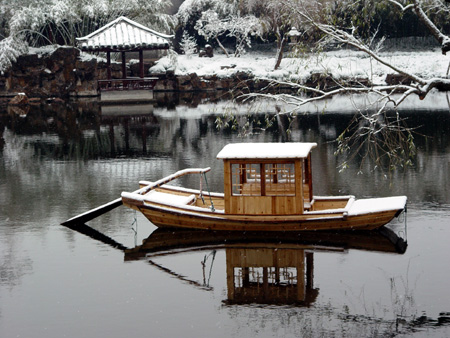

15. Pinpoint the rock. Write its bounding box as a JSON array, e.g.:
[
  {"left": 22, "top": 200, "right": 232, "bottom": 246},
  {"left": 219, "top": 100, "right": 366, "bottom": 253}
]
[
  {"left": 15, "top": 54, "right": 41, "bottom": 70},
  {"left": 385, "top": 73, "right": 412, "bottom": 85},
  {"left": 9, "top": 93, "right": 29, "bottom": 105},
  {"left": 7, "top": 105, "right": 29, "bottom": 116},
  {"left": 199, "top": 45, "right": 214, "bottom": 58},
  {"left": 305, "top": 73, "right": 335, "bottom": 90},
  {"left": 221, "top": 64, "right": 236, "bottom": 70}
]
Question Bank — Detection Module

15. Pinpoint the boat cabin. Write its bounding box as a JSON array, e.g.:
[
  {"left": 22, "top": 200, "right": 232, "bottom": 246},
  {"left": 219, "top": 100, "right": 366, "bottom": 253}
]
[{"left": 216, "top": 143, "right": 317, "bottom": 215}]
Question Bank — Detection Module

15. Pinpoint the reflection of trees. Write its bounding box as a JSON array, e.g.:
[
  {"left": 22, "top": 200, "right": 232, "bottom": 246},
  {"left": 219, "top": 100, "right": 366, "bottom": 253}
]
[
  {"left": 0, "top": 237, "right": 33, "bottom": 290},
  {"left": 335, "top": 110, "right": 416, "bottom": 172},
  {"left": 1, "top": 99, "right": 449, "bottom": 203},
  {"left": 2, "top": 103, "right": 165, "bottom": 159}
]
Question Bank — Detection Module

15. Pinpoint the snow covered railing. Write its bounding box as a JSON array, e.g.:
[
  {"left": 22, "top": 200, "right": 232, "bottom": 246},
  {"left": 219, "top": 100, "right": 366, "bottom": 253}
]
[
  {"left": 121, "top": 190, "right": 225, "bottom": 214},
  {"left": 138, "top": 181, "right": 225, "bottom": 198},
  {"left": 122, "top": 167, "right": 212, "bottom": 198}
]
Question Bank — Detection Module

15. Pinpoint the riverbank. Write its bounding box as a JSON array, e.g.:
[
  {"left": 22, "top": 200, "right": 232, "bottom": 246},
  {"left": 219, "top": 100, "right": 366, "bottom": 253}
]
[{"left": 1, "top": 45, "right": 449, "bottom": 105}]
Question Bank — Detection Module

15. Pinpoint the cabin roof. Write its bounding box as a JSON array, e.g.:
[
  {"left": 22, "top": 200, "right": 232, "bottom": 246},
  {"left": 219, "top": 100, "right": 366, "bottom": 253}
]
[
  {"left": 76, "top": 16, "right": 173, "bottom": 51},
  {"left": 216, "top": 142, "right": 317, "bottom": 160}
]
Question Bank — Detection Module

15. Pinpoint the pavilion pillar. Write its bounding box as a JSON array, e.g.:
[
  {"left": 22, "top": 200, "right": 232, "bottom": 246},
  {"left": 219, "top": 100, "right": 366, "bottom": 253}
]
[
  {"left": 121, "top": 51, "right": 127, "bottom": 79},
  {"left": 106, "top": 51, "right": 111, "bottom": 80},
  {"left": 139, "top": 50, "right": 144, "bottom": 78}
]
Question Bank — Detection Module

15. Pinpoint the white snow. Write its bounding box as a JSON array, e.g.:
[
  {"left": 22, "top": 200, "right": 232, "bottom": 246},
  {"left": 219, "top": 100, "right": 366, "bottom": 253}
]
[
  {"left": 76, "top": 16, "right": 172, "bottom": 50},
  {"left": 216, "top": 142, "right": 317, "bottom": 159},
  {"left": 144, "top": 190, "right": 196, "bottom": 205},
  {"left": 347, "top": 196, "right": 407, "bottom": 216},
  {"left": 164, "top": 48, "right": 449, "bottom": 86},
  {"left": 304, "top": 195, "right": 407, "bottom": 216}
]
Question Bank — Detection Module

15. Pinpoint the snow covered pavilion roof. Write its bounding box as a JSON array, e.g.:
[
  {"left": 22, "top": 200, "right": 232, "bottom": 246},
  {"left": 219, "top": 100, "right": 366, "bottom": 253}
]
[{"left": 76, "top": 16, "right": 173, "bottom": 52}]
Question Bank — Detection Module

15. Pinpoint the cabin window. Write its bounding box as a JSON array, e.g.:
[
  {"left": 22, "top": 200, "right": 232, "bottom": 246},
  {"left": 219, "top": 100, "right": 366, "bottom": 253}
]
[
  {"left": 231, "top": 163, "right": 261, "bottom": 196},
  {"left": 231, "top": 162, "right": 295, "bottom": 196},
  {"left": 265, "top": 163, "right": 295, "bottom": 196}
]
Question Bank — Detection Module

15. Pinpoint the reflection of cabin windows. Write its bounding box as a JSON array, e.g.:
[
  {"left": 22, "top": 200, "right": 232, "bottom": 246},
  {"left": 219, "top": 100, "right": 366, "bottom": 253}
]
[
  {"left": 233, "top": 267, "right": 298, "bottom": 287},
  {"left": 231, "top": 162, "right": 295, "bottom": 196}
]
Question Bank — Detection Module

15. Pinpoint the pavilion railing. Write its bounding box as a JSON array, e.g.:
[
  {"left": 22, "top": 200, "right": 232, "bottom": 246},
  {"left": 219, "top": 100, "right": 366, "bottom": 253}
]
[{"left": 98, "top": 77, "right": 158, "bottom": 92}]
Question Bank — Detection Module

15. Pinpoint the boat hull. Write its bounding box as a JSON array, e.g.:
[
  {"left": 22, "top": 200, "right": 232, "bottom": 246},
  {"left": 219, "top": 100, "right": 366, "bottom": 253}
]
[
  {"left": 134, "top": 205, "right": 399, "bottom": 231},
  {"left": 121, "top": 186, "right": 406, "bottom": 232}
]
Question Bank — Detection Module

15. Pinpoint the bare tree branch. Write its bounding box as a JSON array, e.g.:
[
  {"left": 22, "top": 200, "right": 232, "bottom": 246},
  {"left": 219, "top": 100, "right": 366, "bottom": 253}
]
[{"left": 242, "top": 80, "right": 417, "bottom": 113}]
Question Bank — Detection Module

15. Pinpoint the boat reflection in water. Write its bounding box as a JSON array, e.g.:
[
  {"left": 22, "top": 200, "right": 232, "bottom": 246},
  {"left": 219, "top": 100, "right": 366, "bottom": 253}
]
[
  {"left": 124, "top": 227, "right": 407, "bottom": 306},
  {"left": 224, "top": 244, "right": 318, "bottom": 305}
]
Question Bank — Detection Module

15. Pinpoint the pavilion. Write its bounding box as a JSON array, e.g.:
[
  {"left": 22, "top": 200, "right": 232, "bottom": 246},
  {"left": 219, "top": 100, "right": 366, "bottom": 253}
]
[{"left": 77, "top": 16, "right": 173, "bottom": 102}]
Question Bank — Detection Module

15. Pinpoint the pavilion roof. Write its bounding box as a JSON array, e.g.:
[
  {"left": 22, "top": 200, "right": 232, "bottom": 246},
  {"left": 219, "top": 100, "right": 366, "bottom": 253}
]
[{"left": 76, "top": 16, "right": 173, "bottom": 52}]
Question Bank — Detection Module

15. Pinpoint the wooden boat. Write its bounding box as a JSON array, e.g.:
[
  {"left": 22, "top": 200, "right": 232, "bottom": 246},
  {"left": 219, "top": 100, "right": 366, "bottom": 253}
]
[{"left": 121, "top": 142, "right": 407, "bottom": 231}]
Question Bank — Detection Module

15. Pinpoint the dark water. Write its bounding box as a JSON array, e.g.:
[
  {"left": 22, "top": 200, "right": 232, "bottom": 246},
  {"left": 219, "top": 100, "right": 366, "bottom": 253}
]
[{"left": 1, "top": 97, "right": 449, "bottom": 337}]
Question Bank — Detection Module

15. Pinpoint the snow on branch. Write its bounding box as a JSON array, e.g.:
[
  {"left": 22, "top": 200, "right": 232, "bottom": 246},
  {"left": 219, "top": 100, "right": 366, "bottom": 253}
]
[
  {"left": 389, "top": 0, "right": 450, "bottom": 54},
  {"left": 241, "top": 80, "right": 417, "bottom": 115},
  {"left": 0, "top": 36, "right": 28, "bottom": 72}
]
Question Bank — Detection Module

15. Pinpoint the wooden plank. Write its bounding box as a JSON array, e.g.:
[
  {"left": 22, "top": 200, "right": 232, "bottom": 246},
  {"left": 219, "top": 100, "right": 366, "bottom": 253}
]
[
  {"left": 61, "top": 198, "right": 123, "bottom": 225},
  {"left": 295, "top": 160, "right": 304, "bottom": 214},
  {"left": 224, "top": 160, "right": 232, "bottom": 213}
]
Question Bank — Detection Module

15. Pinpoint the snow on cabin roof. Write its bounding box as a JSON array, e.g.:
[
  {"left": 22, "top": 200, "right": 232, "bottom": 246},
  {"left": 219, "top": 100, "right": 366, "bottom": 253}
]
[
  {"left": 76, "top": 16, "right": 173, "bottom": 51},
  {"left": 216, "top": 143, "right": 318, "bottom": 160}
]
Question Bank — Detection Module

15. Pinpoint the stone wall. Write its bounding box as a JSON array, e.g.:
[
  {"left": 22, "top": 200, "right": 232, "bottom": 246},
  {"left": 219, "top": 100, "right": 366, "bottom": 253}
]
[
  {"left": 0, "top": 46, "right": 293, "bottom": 103},
  {"left": 0, "top": 46, "right": 124, "bottom": 99},
  {"left": 153, "top": 71, "right": 274, "bottom": 93}
]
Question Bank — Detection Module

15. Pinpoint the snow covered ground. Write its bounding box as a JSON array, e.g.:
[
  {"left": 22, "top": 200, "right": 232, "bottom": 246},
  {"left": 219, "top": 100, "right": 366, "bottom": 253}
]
[
  {"left": 154, "top": 48, "right": 450, "bottom": 86},
  {"left": 33, "top": 43, "right": 450, "bottom": 86}
]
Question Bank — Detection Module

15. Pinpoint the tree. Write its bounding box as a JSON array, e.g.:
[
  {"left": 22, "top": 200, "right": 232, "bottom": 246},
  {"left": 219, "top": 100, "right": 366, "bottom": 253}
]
[
  {"left": 242, "top": 0, "right": 317, "bottom": 70},
  {"left": 235, "top": 0, "right": 450, "bottom": 171},
  {"left": 194, "top": 10, "right": 231, "bottom": 57},
  {"left": 175, "top": 0, "right": 235, "bottom": 47},
  {"left": 194, "top": 9, "right": 263, "bottom": 57},
  {"left": 0, "top": 0, "right": 175, "bottom": 72},
  {"left": 180, "top": 31, "right": 197, "bottom": 57}
]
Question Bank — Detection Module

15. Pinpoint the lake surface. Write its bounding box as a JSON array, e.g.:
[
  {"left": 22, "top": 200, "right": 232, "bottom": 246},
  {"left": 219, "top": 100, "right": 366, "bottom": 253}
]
[{"left": 1, "top": 95, "right": 449, "bottom": 337}]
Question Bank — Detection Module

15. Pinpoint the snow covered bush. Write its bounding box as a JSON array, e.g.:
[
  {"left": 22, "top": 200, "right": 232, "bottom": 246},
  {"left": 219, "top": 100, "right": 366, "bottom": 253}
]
[
  {"left": 149, "top": 49, "right": 178, "bottom": 74},
  {"left": 180, "top": 32, "right": 197, "bottom": 58}
]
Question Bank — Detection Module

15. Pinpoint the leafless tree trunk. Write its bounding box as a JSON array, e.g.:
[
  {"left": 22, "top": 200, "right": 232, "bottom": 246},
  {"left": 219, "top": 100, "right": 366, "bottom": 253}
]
[{"left": 274, "top": 35, "right": 287, "bottom": 70}]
